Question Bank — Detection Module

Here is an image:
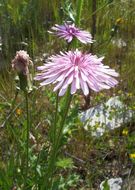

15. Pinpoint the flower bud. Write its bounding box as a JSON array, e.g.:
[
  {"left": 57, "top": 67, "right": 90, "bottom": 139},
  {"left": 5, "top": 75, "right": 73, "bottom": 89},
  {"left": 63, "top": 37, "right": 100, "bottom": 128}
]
[
  {"left": 12, "top": 50, "right": 33, "bottom": 92},
  {"left": 12, "top": 50, "right": 32, "bottom": 75}
]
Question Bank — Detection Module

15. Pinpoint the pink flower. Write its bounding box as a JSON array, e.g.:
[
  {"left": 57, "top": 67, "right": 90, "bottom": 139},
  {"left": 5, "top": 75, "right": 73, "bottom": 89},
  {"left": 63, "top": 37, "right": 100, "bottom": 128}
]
[
  {"left": 49, "top": 23, "right": 93, "bottom": 44},
  {"left": 35, "top": 50, "right": 119, "bottom": 96},
  {"left": 12, "top": 50, "right": 32, "bottom": 75}
]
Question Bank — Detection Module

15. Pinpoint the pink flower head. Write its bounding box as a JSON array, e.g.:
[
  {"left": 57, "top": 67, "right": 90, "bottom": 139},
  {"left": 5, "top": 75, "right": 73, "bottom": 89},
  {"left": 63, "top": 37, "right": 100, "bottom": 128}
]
[
  {"left": 49, "top": 23, "right": 93, "bottom": 44},
  {"left": 12, "top": 50, "right": 32, "bottom": 75},
  {"left": 35, "top": 50, "right": 119, "bottom": 96}
]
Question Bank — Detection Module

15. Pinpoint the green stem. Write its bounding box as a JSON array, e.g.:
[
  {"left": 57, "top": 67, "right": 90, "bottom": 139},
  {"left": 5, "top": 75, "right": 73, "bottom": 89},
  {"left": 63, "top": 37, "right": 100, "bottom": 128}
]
[
  {"left": 42, "top": 89, "right": 72, "bottom": 190},
  {"left": 53, "top": 91, "right": 59, "bottom": 144},
  {"left": 90, "top": 0, "right": 97, "bottom": 52},
  {"left": 75, "top": 0, "right": 84, "bottom": 26},
  {"left": 42, "top": 147, "right": 57, "bottom": 190},
  {"left": 74, "top": 0, "right": 84, "bottom": 48},
  {"left": 25, "top": 92, "right": 30, "bottom": 179},
  {"left": 55, "top": 88, "right": 72, "bottom": 150}
]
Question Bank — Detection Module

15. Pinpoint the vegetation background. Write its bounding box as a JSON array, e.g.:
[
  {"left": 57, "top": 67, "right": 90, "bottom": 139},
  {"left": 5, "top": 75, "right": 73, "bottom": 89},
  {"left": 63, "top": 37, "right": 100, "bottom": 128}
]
[{"left": 0, "top": 0, "right": 135, "bottom": 189}]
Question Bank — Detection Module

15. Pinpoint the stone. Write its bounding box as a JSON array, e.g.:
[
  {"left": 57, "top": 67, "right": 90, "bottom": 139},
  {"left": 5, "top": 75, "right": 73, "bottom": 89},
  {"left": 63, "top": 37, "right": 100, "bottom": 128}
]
[
  {"left": 100, "top": 178, "right": 123, "bottom": 190},
  {"left": 80, "top": 96, "right": 134, "bottom": 137}
]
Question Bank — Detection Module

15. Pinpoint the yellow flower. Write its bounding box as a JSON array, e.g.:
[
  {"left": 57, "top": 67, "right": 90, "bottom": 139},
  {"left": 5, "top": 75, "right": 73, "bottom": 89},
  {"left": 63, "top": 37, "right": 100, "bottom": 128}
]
[
  {"left": 122, "top": 129, "right": 128, "bottom": 136},
  {"left": 127, "top": 93, "right": 133, "bottom": 97},
  {"left": 16, "top": 108, "right": 22, "bottom": 116},
  {"left": 115, "top": 18, "right": 124, "bottom": 25},
  {"left": 129, "top": 153, "right": 135, "bottom": 159}
]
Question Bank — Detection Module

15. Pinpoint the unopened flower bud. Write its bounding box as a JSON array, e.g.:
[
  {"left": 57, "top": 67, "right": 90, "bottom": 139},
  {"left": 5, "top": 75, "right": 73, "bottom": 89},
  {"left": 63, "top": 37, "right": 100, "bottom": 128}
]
[
  {"left": 12, "top": 50, "right": 33, "bottom": 92},
  {"left": 12, "top": 50, "right": 32, "bottom": 75}
]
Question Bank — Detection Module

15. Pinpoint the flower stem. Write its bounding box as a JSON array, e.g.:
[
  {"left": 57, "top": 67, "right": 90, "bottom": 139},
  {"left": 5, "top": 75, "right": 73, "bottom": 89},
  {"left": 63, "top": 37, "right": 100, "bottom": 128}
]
[
  {"left": 52, "top": 91, "right": 59, "bottom": 144},
  {"left": 42, "top": 88, "right": 72, "bottom": 190},
  {"left": 90, "top": 0, "right": 97, "bottom": 52},
  {"left": 75, "top": 0, "right": 84, "bottom": 26},
  {"left": 55, "top": 88, "right": 72, "bottom": 150},
  {"left": 74, "top": 0, "right": 84, "bottom": 48},
  {"left": 25, "top": 92, "right": 30, "bottom": 179}
]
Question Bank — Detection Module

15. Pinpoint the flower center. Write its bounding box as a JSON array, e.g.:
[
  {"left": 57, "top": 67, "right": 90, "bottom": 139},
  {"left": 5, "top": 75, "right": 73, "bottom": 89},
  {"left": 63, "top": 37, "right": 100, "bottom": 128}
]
[
  {"left": 67, "top": 26, "right": 76, "bottom": 35},
  {"left": 75, "top": 57, "right": 79, "bottom": 65}
]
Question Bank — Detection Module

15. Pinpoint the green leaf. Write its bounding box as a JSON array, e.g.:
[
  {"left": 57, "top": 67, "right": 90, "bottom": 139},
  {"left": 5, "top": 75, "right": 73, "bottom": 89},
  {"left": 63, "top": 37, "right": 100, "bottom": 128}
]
[
  {"left": 56, "top": 158, "right": 74, "bottom": 169},
  {"left": 102, "top": 180, "right": 110, "bottom": 190}
]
